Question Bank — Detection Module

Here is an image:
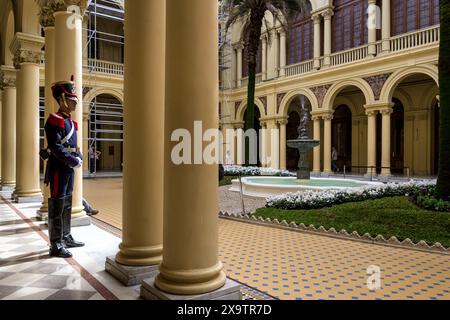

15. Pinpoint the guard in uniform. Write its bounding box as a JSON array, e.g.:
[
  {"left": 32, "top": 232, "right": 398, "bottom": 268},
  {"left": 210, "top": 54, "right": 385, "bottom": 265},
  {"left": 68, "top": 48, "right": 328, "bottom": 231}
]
[{"left": 44, "top": 77, "right": 85, "bottom": 258}]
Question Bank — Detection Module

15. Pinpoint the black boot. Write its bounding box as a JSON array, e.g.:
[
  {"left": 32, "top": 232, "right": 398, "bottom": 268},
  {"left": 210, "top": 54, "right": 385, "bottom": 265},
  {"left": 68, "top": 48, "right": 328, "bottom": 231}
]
[
  {"left": 48, "top": 198, "right": 72, "bottom": 258},
  {"left": 62, "top": 196, "right": 85, "bottom": 248}
]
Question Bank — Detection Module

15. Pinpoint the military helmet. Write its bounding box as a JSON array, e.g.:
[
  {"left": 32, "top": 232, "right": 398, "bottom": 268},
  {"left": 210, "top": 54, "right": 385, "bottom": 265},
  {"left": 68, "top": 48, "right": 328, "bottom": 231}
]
[{"left": 51, "top": 76, "right": 79, "bottom": 103}]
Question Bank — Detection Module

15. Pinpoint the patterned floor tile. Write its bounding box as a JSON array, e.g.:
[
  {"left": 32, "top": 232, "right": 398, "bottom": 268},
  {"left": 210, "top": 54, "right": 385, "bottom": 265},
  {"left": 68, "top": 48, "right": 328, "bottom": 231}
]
[{"left": 45, "top": 289, "right": 97, "bottom": 300}]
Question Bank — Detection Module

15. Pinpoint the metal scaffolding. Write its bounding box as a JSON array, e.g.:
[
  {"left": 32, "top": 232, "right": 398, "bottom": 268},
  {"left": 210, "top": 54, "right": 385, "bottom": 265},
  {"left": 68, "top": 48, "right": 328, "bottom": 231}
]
[{"left": 85, "top": 0, "right": 125, "bottom": 174}]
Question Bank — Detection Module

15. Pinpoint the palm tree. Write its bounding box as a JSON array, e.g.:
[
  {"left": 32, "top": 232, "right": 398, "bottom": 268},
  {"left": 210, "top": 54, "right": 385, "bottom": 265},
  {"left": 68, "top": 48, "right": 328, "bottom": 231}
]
[
  {"left": 436, "top": 1, "right": 450, "bottom": 201},
  {"left": 223, "top": 0, "right": 308, "bottom": 165}
]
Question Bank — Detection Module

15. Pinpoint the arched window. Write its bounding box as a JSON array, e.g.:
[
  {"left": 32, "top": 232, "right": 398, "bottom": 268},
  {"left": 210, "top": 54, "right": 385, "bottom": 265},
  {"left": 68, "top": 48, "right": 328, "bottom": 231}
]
[
  {"left": 392, "top": 0, "right": 440, "bottom": 36},
  {"left": 332, "top": 0, "right": 368, "bottom": 53},
  {"left": 286, "top": 3, "right": 313, "bottom": 65}
]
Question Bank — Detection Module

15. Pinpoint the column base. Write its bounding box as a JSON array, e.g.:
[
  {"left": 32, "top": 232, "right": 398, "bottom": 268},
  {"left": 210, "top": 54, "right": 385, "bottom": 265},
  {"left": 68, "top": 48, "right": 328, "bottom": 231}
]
[
  {"left": 321, "top": 171, "right": 333, "bottom": 177},
  {"left": 141, "top": 277, "right": 241, "bottom": 300},
  {"left": 14, "top": 195, "right": 43, "bottom": 204},
  {"left": 105, "top": 256, "right": 159, "bottom": 287},
  {"left": 0, "top": 185, "right": 15, "bottom": 192},
  {"left": 364, "top": 173, "right": 378, "bottom": 180},
  {"left": 36, "top": 210, "right": 48, "bottom": 221}
]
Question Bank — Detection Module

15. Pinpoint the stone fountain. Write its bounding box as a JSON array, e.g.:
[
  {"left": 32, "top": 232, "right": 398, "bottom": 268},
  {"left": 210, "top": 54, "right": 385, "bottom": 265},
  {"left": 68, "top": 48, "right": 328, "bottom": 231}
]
[{"left": 287, "top": 98, "right": 320, "bottom": 180}]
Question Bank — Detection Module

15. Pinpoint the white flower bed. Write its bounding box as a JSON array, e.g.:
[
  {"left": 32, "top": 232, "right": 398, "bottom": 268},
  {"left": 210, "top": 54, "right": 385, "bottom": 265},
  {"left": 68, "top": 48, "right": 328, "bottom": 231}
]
[
  {"left": 224, "top": 165, "right": 295, "bottom": 177},
  {"left": 266, "top": 180, "right": 436, "bottom": 210}
]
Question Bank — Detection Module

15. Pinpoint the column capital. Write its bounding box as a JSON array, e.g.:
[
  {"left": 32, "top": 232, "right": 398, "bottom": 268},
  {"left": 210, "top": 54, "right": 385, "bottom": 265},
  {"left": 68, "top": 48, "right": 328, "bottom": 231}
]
[
  {"left": 311, "top": 115, "right": 321, "bottom": 121},
  {"left": 365, "top": 110, "right": 379, "bottom": 117},
  {"left": 380, "top": 108, "right": 393, "bottom": 115},
  {"left": 322, "top": 114, "right": 334, "bottom": 121},
  {"left": 364, "top": 102, "right": 394, "bottom": 113},
  {"left": 0, "top": 66, "right": 17, "bottom": 89},
  {"left": 232, "top": 42, "right": 244, "bottom": 50},
  {"left": 37, "top": 0, "right": 58, "bottom": 27},
  {"left": 10, "top": 33, "right": 45, "bottom": 68},
  {"left": 321, "top": 8, "right": 334, "bottom": 20},
  {"left": 312, "top": 13, "right": 322, "bottom": 24},
  {"left": 277, "top": 118, "right": 288, "bottom": 126},
  {"left": 51, "top": 0, "right": 90, "bottom": 14},
  {"left": 232, "top": 121, "right": 245, "bottom": 129},
  {"left": 368, "top": 0, "right": 377, "bottom": 4}
]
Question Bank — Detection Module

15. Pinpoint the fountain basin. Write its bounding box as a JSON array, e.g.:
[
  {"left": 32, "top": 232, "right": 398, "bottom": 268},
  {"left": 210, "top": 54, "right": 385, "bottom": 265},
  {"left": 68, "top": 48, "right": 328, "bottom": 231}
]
[{"left": 230, "top": 176, "right": 383, "bottom": 198}]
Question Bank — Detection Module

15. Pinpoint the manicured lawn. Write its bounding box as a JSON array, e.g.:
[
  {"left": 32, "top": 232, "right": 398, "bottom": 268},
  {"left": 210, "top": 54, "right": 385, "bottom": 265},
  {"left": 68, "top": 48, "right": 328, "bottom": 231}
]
[
  {"left": 255, "top": 197, "right": 450, "bottom": 248},
  {"left": 220, "top": 175, "right": 237, "bottom": 187}
]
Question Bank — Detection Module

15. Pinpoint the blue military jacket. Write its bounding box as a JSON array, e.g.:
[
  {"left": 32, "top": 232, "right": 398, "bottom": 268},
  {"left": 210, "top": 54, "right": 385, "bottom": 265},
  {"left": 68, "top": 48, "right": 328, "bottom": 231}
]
[{"left": 44, "top": 112, "right": 82, "bottom": 180}]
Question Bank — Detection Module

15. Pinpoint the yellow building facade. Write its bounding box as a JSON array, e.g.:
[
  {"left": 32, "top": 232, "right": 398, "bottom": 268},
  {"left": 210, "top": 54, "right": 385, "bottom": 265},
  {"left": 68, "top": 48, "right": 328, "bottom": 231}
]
[{"left": 219, "top": 0, "right": 440, "bottom": 177}]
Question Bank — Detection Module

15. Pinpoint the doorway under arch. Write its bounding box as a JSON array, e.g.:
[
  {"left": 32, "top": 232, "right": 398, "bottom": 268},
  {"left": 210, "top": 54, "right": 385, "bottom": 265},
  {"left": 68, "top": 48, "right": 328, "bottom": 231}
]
[
  {"left": 391, "top": 98, "right": 405, "bottom": 174},
  {"left": 89, "top": 94, "right": 124, "bottom": 173},
  {"left": 332, "top": 105, "right": 352, "bottom": 172},
  {"left": 243, "top": 107, "right": 261, "bottom": 166}
]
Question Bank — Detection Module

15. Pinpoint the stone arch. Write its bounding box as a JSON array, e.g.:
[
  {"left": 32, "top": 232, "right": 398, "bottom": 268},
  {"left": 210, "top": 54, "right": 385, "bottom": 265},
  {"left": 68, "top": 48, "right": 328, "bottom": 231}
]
[
  {"left": 333, "top": 96, "right": 358, "bottom": 116},
  {"left": 278, "top": 88, "right": 319, "bottom": 116},
  {"left": 235, "top": 98, "right": 266, "bottom": 122},
  {"left": 84, "top": 87, "right": 124, "bottom": 111},
  {"left": 322, "top": 79, "right": 375, "bottom": 111},
  {"left": 379, "top": 65, "right": 439, "bottom": 103},
  {"left": 17, "top": 0, "right": 40, "bottom": 35},
  {"left": 421, "top": 85, "right": 440, "bottom": 109},
  {"left": 392, "top": 87, "right": 414, "bottom": 111}
]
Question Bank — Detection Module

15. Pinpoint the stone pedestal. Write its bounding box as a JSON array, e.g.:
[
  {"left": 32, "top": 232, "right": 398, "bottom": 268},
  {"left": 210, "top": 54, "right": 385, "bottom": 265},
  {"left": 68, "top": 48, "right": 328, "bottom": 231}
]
[
  {"left": 141, "top": 277, "right": 241, "bottom": 301},
  {"left": 14, "top": 195, "right": 43, "bottom": 204},
  {"left": 105, "top": 256, "right": 159, "bottom": 287}
]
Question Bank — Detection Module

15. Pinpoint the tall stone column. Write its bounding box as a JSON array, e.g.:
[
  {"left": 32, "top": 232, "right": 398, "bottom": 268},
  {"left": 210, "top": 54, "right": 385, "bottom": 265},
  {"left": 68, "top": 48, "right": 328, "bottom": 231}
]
[
  {"left": 145, "top": 0, "right": 240, "bottom": 299},
  {"left": 279, "top": 31, "right": 286, "bottom": 77},
  {"left": 278, "top": 119, "right": 287, "bottom": 170},
  {"left": 322, "top": 9, "right": 333, "bottom": 68},
  {"left": 53, "top": 1, "right": 88, "bottom": 220},
  {"left": 261, "top": 36, "right": 267, "bottom": 81},
  {"left": 381, "top": 0, "right": 391, "bottom": 53},
  {"left": 312, "top": 116, "right": 321, "bottom": 173},
  {"left": 368, "top": 0, "right": 377, "bottom": 56},
  {"left": 38, "top": 4, "right": 58, "bottom": 219},
  {"left": 312, "top": 14, "right": 322, "bottom": 70},
  {"left": 259, "top": 121, "right": 268, "bottom": 167},
  {"left": 381, "top": 107, "right": 393, "bottom": 176},
  {"left": 1, "top": 67, "right": 17, "bottom": 190},
  {"left": 323, "top": 114, "right": 333, "bottom": 173},
  {"left": 236, "top": 44, "right": 243, "bottom": 87},
  {"left": 366, "top": 110, "right": 378, "bottom": 176},
  {"left": 236, "top": 123, "right": 244, "bottom": 165},
  {"left": 0, "top": 90, "right": 2, "bottom": 184},
  {"left": 106, "top": 0, "right": 165, "bottom": 286},
  {"left": 11, "top": 33, "right": 44, "bottom": 203}
]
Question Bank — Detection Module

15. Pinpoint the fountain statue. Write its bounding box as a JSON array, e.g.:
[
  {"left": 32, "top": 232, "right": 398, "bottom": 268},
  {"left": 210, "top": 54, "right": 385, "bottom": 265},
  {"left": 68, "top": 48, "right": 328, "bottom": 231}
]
[{"left": 287, "top": 97, "right": 320, "bottom": 180}]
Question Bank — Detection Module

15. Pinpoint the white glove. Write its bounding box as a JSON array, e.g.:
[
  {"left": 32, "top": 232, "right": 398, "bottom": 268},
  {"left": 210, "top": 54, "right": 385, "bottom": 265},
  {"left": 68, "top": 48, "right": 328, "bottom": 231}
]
[{"left": 74, "top": 157, "right": 83, "bottom": 169}]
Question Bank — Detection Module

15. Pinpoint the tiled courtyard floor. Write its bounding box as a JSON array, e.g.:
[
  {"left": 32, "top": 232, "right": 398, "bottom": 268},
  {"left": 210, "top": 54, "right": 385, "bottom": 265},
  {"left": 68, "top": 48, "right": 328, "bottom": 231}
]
[{"left": 0, "top": 178, "right": 449, "bottom": 300}]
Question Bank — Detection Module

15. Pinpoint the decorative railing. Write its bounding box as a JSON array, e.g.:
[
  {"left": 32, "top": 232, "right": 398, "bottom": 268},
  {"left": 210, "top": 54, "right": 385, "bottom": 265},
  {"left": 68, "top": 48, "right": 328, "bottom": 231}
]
[
  {"left": 389, "top": 25, "right": 440, "bottom": 53},
  {"left": 86, "top": 59, "right": 124, "bottom": 76},
  {"left": 284, "top": 59, "right": 314, "bottom": 77},
  {"left": 330, "top": 44, "right": 369, "bottom": 66},
  {"left": 40, "top": 56, "right": 124, "bottom": 77}
]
